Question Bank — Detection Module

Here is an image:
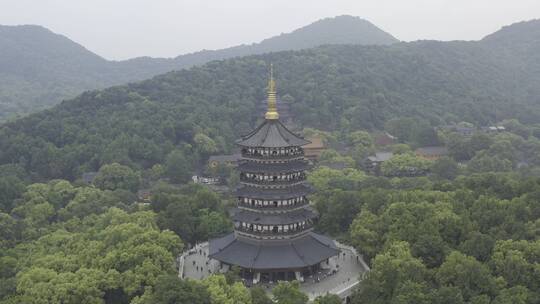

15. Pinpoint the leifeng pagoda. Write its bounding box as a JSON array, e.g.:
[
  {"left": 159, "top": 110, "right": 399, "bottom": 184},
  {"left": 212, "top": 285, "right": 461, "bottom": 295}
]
[{"left": 209, "top": 66, "right": 340, "bottom": 284}]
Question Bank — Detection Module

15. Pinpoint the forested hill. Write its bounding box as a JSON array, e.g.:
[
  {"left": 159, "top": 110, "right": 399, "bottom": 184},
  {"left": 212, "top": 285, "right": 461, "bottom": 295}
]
[
  {"left": 1, "top": 19, "right": 539, "bottom": 181},
  {"left": 0, "top": 25, "right": 116, "bottom": 119},
  {"left": 482, "top": 19, "right": 540, "bottom": 46},
  {"left": 0, "top": 15, "right": 397, "bottom": 121}
]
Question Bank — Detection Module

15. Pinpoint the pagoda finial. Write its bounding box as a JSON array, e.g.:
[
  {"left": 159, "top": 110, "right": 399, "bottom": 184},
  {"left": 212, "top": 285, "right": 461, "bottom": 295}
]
[{"left": 265, "top": 63, "right": 279, "bottom": 120}]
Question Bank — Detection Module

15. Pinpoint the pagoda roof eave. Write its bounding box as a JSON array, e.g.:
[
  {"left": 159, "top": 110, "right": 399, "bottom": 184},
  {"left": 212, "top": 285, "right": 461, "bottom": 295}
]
[
  {"left": 237, "top": 160, "right": 310, "bottom": 173},
  {"left": 236, "top": 119, "right": 311, "bottom": 148},
  {"left": 232, "top": 207, "right": 317, "bottom": 225},
  {"left": 235, "top": 184, "right": 314, "bottom": 200},
  {"left": 208, "top": 232, "right": 340, "bottom": 270}
]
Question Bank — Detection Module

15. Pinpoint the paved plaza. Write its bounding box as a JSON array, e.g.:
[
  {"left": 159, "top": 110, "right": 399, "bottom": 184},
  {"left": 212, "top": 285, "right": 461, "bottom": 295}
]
[{"left": 180, "top": 241, "right": 369, "bottom": 301}]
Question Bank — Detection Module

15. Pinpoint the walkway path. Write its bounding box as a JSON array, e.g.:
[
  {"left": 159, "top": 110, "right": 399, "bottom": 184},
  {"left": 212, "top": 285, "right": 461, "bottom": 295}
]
[{"left": 180, "top": 241, "right": 369, "bottom": 301}]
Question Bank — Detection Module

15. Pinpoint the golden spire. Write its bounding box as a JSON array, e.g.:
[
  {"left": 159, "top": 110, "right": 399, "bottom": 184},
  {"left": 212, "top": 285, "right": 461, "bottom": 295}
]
[{"left": 265, "top": 63, "right": 279, "bottom": 120}]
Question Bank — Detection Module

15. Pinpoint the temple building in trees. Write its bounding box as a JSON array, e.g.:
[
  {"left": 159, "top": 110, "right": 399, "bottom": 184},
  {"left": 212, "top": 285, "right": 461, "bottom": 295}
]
[{"left": 209, "top": 67, "right": 340, "bottom": 284}]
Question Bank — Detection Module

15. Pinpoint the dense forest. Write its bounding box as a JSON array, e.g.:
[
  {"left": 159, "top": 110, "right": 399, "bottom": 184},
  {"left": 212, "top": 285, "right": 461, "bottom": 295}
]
[
  {"left": 0, "top": 15, "right": 396, "bottom": 121},
  {"left": 1, "top": 19, "right": 539, "bottom": 182},
  {"left": 1, "top": 17, "right": 540, "bottom": 304},
  {"left": 1, "top": 163, "right": 539, "bottom": 303}
]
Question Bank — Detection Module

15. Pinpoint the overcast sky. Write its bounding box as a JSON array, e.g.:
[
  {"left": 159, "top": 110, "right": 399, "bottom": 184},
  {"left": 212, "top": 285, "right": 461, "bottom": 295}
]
[{"left": 1, "top": 0, "right": 539, "bottom": 60}]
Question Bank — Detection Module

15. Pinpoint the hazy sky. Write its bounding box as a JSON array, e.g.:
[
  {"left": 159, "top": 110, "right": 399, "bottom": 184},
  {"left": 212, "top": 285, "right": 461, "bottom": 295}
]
[{"left": 1, "top": 0, "right": 539, "bottom": 60}]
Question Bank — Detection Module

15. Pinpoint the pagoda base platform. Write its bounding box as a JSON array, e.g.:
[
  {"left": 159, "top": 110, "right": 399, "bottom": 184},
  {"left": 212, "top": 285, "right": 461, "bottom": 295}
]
[
  {"left": 208, "top": 232, "right": 340, "bottom": 276},
  {"left": 181, "top": 239, "right": 368, "bottom": 301}
]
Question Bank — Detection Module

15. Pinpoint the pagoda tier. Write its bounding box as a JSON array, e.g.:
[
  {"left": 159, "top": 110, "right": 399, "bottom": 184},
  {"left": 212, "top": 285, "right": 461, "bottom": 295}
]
[
  {"left": 208, "top": 67, "right": 339, "bottom": 283},
  {"left": 235, "top": 184, "right": 314, "bottom": 200},
  {"left": 237, "top": 159, "right": 310, "bottom": 174},
  {"left": 233, "top": 206, "right": 318, "bottom": 237}
]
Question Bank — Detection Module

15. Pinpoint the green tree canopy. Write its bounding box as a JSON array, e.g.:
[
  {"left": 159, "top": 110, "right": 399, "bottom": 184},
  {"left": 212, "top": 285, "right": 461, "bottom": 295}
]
[
  {"left": 93, "top": 163, "right": 140, "bottom": 192},
  {"left": 272, "top": 281, "right": 308, "bottom": 304}
]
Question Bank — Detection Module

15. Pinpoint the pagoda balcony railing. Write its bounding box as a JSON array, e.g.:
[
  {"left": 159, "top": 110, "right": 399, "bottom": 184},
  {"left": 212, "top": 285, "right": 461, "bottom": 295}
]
[
  {"left": 237, "top": 201, "right": 309, "bottom": 212},
  {"left": 240, "top": 180, "right": 306, "bottom": 189},
  {"left": 241, "top": 153, "right": 305, "bottom": 161},
  {"left": 235, "top": 225, "right": 314, "bottom": 238},
  {"left": 239, "top": 177, "right": 306, "bottom": 186}
]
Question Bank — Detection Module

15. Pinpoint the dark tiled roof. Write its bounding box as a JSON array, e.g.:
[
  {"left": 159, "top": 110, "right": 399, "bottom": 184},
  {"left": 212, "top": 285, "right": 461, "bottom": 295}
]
[
  {"left": 237, "top": 160, "right": 310, "bottom": 173},
  {"left": 235, "top": 184, "right": 314, "bottom": 199},
  {"left": 232, "top": 207, "right": 317, "bottom": 225},
  {"left": 236, "top": 119, "right": 310, "bottom": 148},
  {"left": 209, "top": 232, "right": 340, "bottom": 270}
]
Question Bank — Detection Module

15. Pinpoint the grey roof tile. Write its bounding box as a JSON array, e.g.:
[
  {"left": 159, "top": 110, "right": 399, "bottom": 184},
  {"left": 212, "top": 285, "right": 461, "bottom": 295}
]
[
  {"left": 235, "top": 184, "right": 314, "bottom": 199},
  {"left": 232, "top": 207, "right": 317, "bottom": 225},
  {"left": 237, "top": 160, "right": 310, "bottom": 173},
  {"left": 236, "top": 120, "right": 310, "bottom": 148},
  {"left": 209, "top": 232, "right": 340, "bottom": 270}
]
